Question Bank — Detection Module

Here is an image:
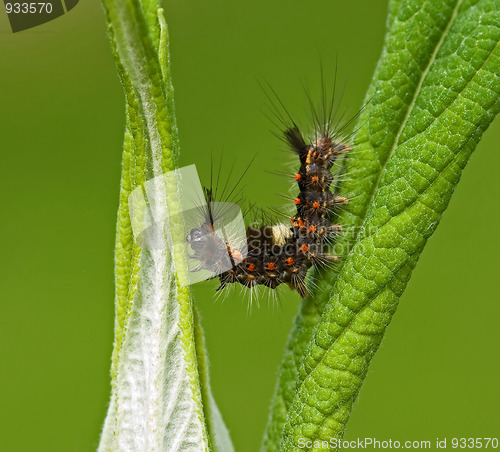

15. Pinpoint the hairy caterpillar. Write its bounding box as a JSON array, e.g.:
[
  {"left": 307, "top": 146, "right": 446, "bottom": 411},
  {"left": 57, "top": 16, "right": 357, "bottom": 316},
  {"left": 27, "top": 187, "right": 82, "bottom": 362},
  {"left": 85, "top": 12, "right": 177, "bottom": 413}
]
[{"left": 186, "top": 86, "right": 352, "bottom": 298}]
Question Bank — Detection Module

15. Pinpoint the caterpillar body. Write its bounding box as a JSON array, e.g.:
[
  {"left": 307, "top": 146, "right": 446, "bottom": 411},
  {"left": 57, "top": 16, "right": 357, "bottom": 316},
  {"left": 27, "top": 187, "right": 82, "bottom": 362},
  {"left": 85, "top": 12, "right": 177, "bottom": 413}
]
[{"left": 187, "top": 122, "right": 351, "bottom": 298}]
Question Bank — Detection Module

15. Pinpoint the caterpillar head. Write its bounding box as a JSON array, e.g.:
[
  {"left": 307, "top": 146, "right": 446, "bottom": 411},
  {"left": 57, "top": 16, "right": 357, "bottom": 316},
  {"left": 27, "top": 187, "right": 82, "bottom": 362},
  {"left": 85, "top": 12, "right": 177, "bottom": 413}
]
[{"left": 187, "top": 224, "right": 217, "bottom": 253}]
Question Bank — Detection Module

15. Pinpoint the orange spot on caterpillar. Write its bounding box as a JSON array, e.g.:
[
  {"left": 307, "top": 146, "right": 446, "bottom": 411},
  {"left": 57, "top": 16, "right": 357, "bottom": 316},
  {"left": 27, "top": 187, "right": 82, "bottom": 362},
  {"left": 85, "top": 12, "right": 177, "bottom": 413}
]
[
  {"left": 295, "top": 173, "right": 301, "bottom": 181},
  {"left": 291, "top": 216, "right": 306, "bottom": 227},
  {"left": 301, "top": 244, "right": 309, "bottom": 252},
  {"left": 286, "top": 257, "right": 294, "bottom": 266},
  {"left": 247, "top": 263, "right": 256, "bottom": 272},
  {"left": 294, "top": 198, "right": 301, "bottom": 205},
  {"left": 309, "top": 225, "right": 317, "bottom": 232},
  {"left": 313, "top": 201, "right": 320, "bottom": 209},
  {"left": 266, "top": 262, "right": 276, "bottom": 271},
  {"left": 312, "top": 176, "right": 319, "bottom": 183}
]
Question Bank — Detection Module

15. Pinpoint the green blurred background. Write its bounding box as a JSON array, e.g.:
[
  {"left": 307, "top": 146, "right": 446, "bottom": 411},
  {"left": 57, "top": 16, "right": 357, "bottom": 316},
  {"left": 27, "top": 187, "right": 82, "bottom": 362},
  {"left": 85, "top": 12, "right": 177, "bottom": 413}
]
[{"left": 1, "top": 1, "right": 499, "bottom": 451}]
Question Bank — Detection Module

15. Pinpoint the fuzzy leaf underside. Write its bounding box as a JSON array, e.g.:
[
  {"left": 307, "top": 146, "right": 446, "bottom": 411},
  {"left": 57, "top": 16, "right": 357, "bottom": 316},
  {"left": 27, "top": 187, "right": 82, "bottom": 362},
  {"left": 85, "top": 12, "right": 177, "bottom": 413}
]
[
  {"left": 98, "top": 1, "right": 233, "bottom": 451},
  {"left": 262, "top": 0, "right": 500, "bottom": 450}
]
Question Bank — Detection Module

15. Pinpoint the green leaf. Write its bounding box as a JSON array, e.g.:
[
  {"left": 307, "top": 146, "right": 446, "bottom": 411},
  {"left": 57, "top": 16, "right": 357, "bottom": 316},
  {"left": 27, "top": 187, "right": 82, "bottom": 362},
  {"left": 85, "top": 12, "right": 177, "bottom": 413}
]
[
  {"left": 98, "top": 1, "right": 233, "bottom": 450},
  {"left": 262, "top": 0, "right": 500, "bottom": 449}
]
